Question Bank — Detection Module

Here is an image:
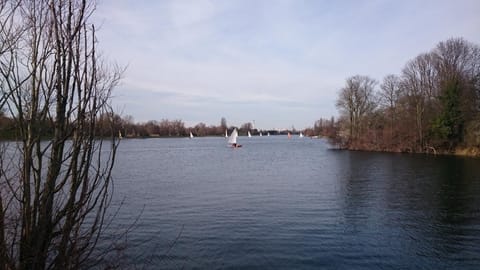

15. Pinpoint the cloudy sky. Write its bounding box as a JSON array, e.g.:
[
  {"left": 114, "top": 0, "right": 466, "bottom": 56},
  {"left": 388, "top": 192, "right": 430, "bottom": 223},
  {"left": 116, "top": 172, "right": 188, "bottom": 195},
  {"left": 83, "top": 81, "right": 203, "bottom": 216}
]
[{"left": 94, "top": 0, "right": 480, "bottom": 130}]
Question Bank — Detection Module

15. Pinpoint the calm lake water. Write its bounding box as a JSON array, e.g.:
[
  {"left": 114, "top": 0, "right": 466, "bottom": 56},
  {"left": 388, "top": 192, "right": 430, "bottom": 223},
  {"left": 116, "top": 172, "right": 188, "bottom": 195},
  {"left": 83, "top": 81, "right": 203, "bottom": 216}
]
[{"left": 110, "top": 136, "right": 480, "bottom": 269}]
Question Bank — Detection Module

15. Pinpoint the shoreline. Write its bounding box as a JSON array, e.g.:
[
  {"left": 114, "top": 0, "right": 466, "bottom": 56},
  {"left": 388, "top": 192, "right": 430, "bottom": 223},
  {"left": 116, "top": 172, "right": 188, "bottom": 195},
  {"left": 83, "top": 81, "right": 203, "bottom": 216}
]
[{"left": 336, "top": 144, "right": 480, "bottom": 158}]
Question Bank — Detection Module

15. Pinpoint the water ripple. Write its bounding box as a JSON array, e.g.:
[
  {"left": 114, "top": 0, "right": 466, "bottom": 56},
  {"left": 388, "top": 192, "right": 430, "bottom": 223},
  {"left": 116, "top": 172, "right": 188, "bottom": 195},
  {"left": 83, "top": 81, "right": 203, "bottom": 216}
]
[{"left": 109, "top": 137, "right": 480, "bottom": 269}]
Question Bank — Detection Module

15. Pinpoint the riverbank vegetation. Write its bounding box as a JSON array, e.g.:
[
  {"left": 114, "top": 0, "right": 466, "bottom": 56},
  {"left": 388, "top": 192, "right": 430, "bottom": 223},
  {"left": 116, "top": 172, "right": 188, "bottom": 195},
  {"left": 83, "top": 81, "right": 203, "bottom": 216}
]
[{"left": 330, "top": 38, "right": 480, "bottom": 156}]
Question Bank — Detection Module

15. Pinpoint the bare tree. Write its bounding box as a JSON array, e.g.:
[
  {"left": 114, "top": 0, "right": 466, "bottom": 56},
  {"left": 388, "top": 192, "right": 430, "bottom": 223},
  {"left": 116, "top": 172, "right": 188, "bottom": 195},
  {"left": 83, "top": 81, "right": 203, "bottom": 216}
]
[
  {"left": 336, "top": 75, "right": 377, "bottom": 142},
  {"left": 380, "top": 74, "right": 401, "bottom": 146},
  {"left": 400, "top": 53, "right": 437, "bottom": 150},
  {"left": 0, "top": 0, "right": 23, "bottom": 109},
  {"left": 0, "top": 1, "right": 123, "bottom": 269},
  {"left": 434, "top": 38, "right": 480, "bottom": 85}
]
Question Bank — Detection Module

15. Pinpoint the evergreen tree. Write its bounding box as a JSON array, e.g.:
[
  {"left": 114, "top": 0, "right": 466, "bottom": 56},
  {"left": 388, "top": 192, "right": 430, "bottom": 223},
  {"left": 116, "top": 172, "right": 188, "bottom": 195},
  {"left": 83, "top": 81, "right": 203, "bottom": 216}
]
[{"left": 431, "top": 78, "right": 463, "bottom": 147}]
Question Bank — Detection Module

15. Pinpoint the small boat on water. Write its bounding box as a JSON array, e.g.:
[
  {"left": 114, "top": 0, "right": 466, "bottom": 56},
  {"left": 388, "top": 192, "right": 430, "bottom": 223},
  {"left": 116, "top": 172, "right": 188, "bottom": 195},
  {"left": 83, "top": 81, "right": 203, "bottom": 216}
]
[
  {"left": 287, "top": 132, "right": 292, "bottom": 139},
  {"left": 225, "top": 129, "right": 228, "bottom": 138},
  {"left": 228, "top": 128, "right": 242, "bottom": 148},
  {"left": 299, "top": 132, "right": 304, "bottom": 138},
  {"left": 248, "top": 131, "right": 251, "bottom": 138},
  {"left": 190, "top": 131, "right": 194, "bottom": 139}
]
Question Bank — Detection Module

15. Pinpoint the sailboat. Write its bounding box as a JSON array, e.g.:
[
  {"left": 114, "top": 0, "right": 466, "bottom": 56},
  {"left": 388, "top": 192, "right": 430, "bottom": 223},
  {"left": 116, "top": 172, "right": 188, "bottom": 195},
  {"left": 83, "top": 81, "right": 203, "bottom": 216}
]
[
  {"left": 248, "top": 131, "right": 251, "bottom": 138},
  {"left": 267, "top": 132, "right": 270, "bottom": 136},
  {"left": 299, "top": 132, "right": 304, "bottom": 138},
  {"left": 228, "top": 128, "right": 241, "bottom": 148},
  {"left": 118, "top": 130, "right": 123, "bottom": 140},
  {"left": 259, "top": 132, "right": 263, "bottom": 137},
  {"left": 225, "top": 129, "right": 228, "bottom": 138},
  {"left": 287, "top": 132, "right": 292, "bottom": 139},
  {"left": 189, "top": 131, "right": 194, "bottom": 139}
]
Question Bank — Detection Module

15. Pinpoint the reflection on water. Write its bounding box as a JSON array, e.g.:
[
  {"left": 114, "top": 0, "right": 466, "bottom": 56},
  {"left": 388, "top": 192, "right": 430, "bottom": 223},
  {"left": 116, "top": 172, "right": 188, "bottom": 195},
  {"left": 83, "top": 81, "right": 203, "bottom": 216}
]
[{"left": 110, "top": 137, "right": 480, "bottom": 269}]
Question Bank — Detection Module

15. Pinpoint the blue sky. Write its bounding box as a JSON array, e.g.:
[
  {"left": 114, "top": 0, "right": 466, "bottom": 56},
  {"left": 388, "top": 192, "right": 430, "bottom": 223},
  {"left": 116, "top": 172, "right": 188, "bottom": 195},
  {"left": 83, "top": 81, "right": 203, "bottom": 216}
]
[{"left": 94, "top": 0, "right": 480, "bottom": 130}]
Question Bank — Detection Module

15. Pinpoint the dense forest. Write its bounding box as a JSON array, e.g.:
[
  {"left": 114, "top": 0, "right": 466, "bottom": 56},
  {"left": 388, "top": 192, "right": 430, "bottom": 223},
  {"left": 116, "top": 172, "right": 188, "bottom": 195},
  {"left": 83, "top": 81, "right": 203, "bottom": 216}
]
[{"left": 328, "top": 37, "right": 480, "bottom": 156}]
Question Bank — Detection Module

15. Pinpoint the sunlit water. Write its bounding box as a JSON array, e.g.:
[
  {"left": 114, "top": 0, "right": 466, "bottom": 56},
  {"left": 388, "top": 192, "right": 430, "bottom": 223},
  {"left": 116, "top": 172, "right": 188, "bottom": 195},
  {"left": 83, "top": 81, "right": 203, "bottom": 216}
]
[{"left": 109, "top": 136, "right": 480, "bottom": 269}]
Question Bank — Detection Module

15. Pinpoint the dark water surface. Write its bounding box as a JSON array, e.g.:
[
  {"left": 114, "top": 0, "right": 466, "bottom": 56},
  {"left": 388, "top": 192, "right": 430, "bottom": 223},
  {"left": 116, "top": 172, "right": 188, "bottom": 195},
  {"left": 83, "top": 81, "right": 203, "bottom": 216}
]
[{"left": 110, "top": 136, "right": 480, "bottom": 269}]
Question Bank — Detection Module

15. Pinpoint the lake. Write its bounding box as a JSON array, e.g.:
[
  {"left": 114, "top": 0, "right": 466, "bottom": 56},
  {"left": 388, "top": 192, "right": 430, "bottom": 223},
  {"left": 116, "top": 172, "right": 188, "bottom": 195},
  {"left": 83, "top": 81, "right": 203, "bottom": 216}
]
[{"left": 109, "top": 136, "right": 480, "bottom": 269}]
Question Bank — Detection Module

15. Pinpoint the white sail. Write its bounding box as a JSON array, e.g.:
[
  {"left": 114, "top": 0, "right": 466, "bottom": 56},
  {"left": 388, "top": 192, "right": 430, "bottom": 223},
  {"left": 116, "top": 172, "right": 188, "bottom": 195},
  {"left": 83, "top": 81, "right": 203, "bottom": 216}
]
[
  {"left": 267, "top": 132, "right": 270, "bottom": 136},
  {"left": 228, "top": 128, "right": 238, "bottom": 144},
  {"left": 190, "top": 132, "right": 194, "bottom": 138},
  {"left": 259, "top": 132, "right": 263, "bottom": 137},
  {"left": 225, "top": 129, "right": 228, "bottom": 138},
  {"left": 299, "top": 132, "right": 304, "bottom": 138},
  {"left": 248, "top": 131, "right": 251, "bottom": 138}
]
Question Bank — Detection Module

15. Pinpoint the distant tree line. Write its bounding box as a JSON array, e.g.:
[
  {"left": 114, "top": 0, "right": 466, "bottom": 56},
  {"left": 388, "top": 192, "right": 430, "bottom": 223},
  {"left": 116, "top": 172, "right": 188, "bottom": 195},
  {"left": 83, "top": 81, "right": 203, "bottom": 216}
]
[
  {"left": 111, "top": 116, "right": 282, "bottom": 137},
  {"left": 0, "top": 113, "right": 285, "bottom": 139},
  {"left": 330, "top": 37, "right": 480, "bottom": 155}
]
